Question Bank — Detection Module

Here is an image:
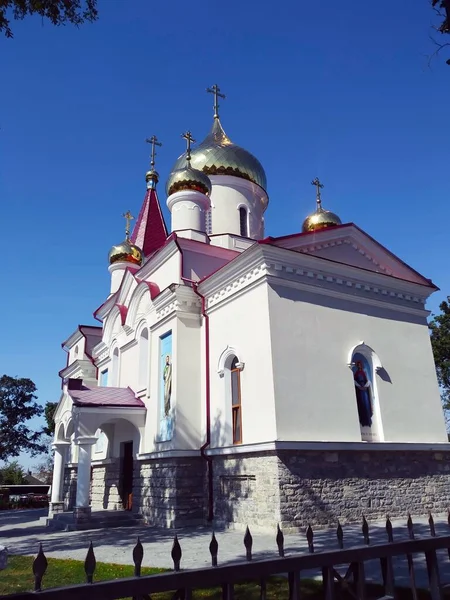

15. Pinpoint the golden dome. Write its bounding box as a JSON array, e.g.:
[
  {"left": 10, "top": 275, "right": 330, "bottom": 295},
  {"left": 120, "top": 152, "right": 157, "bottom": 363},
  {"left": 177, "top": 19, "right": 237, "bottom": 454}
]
[
  {"left": 170, "top": 119, "right": 267, "bottom": 192},
  {"left": 166, "top": 164, "right": 212, "bottom": 197},
  {"left": 145, "top": 169, "right": 159, "bottom": 186},
  {"left": 108, "top": 239, "right": 143, "bottom": 266},
  {"left": 302, "top": 207, "right": 342, "bottom": 233}
]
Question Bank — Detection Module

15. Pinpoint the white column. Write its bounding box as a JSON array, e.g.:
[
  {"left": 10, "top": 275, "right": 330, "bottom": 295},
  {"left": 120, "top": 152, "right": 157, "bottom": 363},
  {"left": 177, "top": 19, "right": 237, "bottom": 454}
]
[
  {"left": 50, "top": 444, "right": 66, "bottom": 503},
  {"left": 167, "top": 189, "right": 211, "bottom": 236},
  {"left": 75, "top": 438, "right": 96, "bottom": 509}
]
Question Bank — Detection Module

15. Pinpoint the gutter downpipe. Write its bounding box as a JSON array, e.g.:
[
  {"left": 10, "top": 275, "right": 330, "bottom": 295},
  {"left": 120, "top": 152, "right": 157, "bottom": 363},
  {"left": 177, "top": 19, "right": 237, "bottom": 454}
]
[{"left": 174, "top": 237, "right": 214, "bottom": 522}]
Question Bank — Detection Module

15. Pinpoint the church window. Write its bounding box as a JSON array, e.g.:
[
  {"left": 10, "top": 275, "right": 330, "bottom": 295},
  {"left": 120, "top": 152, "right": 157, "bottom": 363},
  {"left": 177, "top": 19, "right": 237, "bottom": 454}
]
[
  {"left": 100, "top": 369, "right": 108, "bottom": 387},
  {"left": 111, "top": 348, "right": 119, "bottom": 387},
  {"left": 231, "top": 357, "right": 242, "bottom": 444},
  {"left": 138, "top": 328, "right": 149, "bottom": 389},
  {"left": 239, "top": 207, "right": 248, "bottom": 238}
]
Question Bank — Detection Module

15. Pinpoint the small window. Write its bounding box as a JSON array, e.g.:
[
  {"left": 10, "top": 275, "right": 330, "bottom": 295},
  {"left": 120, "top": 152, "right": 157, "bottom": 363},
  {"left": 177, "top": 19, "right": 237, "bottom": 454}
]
[
  {"left": 239, "top": 207, "right": 248, "bottom": 238},
  {"left": 138, "top": 328, "right": 149, "bottom": 389},
  {"left": 100, "top": 369, "right": 109, "bottom": 387},
  {"left": 231, "top": 357, "right": 242, "bottom": 444}
]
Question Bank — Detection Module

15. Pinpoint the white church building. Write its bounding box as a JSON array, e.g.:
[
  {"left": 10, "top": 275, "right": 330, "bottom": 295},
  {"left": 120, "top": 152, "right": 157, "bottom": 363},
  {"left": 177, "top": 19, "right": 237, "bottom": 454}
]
[{"left": 51, "top": 87, "right": 450, "bottom": 530}]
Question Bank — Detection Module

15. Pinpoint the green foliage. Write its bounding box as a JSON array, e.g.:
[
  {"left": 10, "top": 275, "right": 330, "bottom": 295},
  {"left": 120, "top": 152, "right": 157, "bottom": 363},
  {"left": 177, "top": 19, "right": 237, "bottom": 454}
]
[
  {"left": 431, "top": 0, "right": 450, "bottom": 65},
  {"left": 44, "top": 402, "right": 58, "bottom": 436},
  {"left": 0, "top": 374, "right": 45, "bottom": 462},
  {"left": 0, "top": 460, "right": 26, "bottom": 485},
  {"left": 429, "top": 297, "right": 450, "bottom": 412},
  {"left": 0, "top": 0, "right": 98, "bottom": 38}
]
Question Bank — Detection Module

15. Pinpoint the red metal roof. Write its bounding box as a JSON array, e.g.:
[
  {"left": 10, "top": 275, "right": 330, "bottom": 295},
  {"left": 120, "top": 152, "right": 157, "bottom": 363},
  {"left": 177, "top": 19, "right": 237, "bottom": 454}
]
[
  {"left": 130, "top": 186, "right": 168, "bottom": 257},
  {"left": 68, "top": 386, "right": 145, "bottom": 408}
]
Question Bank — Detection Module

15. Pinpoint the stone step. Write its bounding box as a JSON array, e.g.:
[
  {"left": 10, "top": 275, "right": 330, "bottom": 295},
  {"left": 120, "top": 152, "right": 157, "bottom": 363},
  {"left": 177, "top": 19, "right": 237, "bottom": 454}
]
[{"left": 46, "top": 510, "right": 144, "bottom": 531}]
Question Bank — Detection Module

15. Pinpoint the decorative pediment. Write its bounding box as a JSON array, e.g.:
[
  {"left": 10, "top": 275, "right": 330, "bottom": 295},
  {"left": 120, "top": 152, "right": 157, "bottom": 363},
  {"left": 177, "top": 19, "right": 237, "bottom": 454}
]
[{"left": 269, "top": 224, "right": 435, "bottom": 288}]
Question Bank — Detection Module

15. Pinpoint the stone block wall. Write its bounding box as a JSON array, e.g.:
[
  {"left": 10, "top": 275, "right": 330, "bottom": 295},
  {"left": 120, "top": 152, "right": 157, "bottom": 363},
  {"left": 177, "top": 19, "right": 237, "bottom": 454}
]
[
  {"left": 278, "top": 449, "right": 450, "bottom": 531},
  {"left": 213, "top": 453, "right": 281, "bottom": 530},
  {"left": 62, "top": 467, "right": 77, "bottom": 510},
  {"left": 211, "top": 449, "right": 450, "bottom": 532},
  {"left": 134, "top": 457, "right": 206, "bottom": 527},
  {"left": 90, "top": 460, "right": 122, "bottom": 511}
]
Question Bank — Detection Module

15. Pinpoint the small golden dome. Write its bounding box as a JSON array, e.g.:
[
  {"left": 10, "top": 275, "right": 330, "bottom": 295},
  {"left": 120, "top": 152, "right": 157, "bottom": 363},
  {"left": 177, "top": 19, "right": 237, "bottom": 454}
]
[
  {"left": 108, "top": 239, "right": 143, "bottom": 266},
  {"left": 303, "top": 177, "right": 342, "bottom": 233},
  {"left": 302, "top": 207, "right": 342, "bottom": 233},
  {"left": 166, "top": 164, "right": 212, "bottom": 197},
  {"left": 145, "top": 169, "right": 159, "bottom": 186}
]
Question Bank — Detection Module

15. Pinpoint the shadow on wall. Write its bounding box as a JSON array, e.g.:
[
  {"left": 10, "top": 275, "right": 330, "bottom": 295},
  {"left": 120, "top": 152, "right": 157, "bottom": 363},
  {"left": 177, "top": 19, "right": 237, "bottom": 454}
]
[{"left": 209, "top": 411, "right": 256, "bottom": 528}]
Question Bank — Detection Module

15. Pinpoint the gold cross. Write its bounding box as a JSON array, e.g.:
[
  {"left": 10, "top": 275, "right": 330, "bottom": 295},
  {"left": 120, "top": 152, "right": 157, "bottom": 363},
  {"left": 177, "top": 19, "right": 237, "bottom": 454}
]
[
  {"left": 122, "top": 210, "right": 134, "bottom": 239},
  {"left": 311, "top": 177, "right": 324, "bottom": 206},
  {"left": 145, "top": 135, "right": 162, "bottom": 170},
  {"left": 207, "top": 84, "right": 225, "bottom": 119},
  {"left": 181, "top": 131, "right": 196, "bottom": 161}
]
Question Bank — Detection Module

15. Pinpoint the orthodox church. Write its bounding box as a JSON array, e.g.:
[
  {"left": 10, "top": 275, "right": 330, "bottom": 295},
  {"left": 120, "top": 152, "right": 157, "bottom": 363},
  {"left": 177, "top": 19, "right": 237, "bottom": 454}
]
[{"left": 51, "top": 86, "right": 450, "bottom": 531}]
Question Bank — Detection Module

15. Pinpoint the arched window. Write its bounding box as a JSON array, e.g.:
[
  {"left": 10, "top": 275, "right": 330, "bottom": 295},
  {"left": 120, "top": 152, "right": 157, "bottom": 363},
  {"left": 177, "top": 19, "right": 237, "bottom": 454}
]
[
  {"left": 111, "top": 348, "right": 119, "bottom": 387},
  {"left": 138, "top": 328, "right": 149, "bottom": 389},
  {"left": 230, "top": 357, "right": 242, "bottom": 444},
  {"left": 239, "top": 207, "right": 248, "bottom": 238}
]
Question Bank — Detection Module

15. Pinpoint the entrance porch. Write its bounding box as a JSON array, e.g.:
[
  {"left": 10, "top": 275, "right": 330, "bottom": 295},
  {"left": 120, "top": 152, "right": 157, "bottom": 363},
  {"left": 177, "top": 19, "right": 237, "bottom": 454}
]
[{"left": 50, "top": 383, "right": 146, "bottom": 528}]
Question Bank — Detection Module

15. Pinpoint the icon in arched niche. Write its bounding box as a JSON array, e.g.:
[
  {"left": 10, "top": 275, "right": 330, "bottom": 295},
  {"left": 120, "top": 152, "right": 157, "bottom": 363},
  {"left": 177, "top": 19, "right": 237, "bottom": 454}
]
[{"left": 352, "top": 353, "right": 373, "bottom": 428}]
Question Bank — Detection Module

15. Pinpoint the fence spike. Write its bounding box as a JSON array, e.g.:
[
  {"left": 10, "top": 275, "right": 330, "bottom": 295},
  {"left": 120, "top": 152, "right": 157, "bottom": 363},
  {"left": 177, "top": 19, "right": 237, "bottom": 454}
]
[
  {"left": 171, "top": 535, "right": 182, "bottom": 572},
  {"left": 429, "top": 512, "right": 436, "bottom": 537},
  {"left": 276, "top": 523, "right": 285, "bottom": 557},
  {"left": 209, "top": 532, "right": 218, "bottom": 567},
  {"left": 33, "top": 543, "right": 48, "bottom": 592},
  {"left": 362, "top": 515, "right": 370, "bottom": 545},
  {"left": 337, "top": 520, "right": 344, "bottom": 549},
  {"left": 386, "top": 516, "right": 394, "bottom": 542},
  {"left": 407, "top": 513, "right": 415, "bottom": 540},
  {"left": 244, "top": 526, "right": 253, "bottom": 561},
  {"left": 84, "top": 541, "right": 96, "bottom": 584},
  {"left": 133, "top": 537, "right": 144, "bottom": 577},
  {"left": 306, "top": 525, "right": 314, "bottom": 553}
]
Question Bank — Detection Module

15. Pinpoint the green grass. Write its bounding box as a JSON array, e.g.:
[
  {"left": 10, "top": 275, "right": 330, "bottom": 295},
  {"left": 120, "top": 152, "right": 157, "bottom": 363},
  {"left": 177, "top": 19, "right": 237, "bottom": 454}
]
[{"left": 0, "top": 555, "right": 441, "bottom": 599}]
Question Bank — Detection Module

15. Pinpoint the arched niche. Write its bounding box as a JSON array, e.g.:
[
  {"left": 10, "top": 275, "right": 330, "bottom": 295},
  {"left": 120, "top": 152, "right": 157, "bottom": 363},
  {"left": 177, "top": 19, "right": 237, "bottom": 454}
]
[{"left": 348, "top": 342, "right": 384, "bottom": 442}]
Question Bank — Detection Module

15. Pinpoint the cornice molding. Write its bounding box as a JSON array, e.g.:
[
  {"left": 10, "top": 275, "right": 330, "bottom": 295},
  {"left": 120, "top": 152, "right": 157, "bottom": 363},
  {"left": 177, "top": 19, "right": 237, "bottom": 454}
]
[
  {"left": 199, "top": 244, "right": 430, "bottom": 316},
  {"left": 136, "top": 239, "right": 180, "bottom": 281}
]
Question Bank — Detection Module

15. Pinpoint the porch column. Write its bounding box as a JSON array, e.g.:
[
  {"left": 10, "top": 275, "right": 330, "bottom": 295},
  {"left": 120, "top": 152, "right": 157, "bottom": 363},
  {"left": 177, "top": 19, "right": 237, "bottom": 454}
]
[
  {"left": 74, "top": 437, "right": 97, "bottom": 521},
  {"left": 49, "top": 442, "right": 69, "bottom": 515}
]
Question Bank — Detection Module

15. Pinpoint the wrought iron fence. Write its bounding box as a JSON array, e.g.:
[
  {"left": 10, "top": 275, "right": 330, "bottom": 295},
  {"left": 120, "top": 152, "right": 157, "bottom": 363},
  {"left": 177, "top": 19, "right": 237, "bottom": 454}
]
[{"left": 3, "top": 513, "right": 450, "bottom": 599}]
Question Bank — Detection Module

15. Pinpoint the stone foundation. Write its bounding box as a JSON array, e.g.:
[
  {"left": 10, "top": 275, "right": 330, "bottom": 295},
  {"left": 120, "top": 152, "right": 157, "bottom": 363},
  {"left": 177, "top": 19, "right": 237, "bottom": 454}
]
[
  {"left": 212, "top": 449, "right": 450, "bottom": 532},
  {"left": 62, "top": 467, "right": 77, "bottom": 511},
  {"left": 134, "top": 457, "right": 206, "bottom": 527},
  {"left": 90, "top": 460, "right": 122, "bottom": 511}
]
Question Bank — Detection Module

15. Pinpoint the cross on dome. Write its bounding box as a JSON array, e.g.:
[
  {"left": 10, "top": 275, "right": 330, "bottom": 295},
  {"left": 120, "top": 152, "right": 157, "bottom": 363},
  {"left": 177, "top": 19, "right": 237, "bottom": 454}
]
[
  {"left": 122, "top": 210, "right": 134, "bottom": 239},
  {"left": 145, "top": 135, "right": 162, "bottom": 171},
  {"left": 181, "top": 131, "right": 196, "bottom": 161},
  {"left": 207, "top": 84, "right": 226, "bottom": 119},
  {"left": 311, "top": 177, "right": 324, "bottom": 207}
]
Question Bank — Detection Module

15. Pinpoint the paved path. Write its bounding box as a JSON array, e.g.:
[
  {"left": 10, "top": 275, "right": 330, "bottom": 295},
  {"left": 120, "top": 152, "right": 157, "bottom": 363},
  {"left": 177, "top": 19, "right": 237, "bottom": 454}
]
[{"left": 1, "top": 509, "right": 450, "bottom": 589}]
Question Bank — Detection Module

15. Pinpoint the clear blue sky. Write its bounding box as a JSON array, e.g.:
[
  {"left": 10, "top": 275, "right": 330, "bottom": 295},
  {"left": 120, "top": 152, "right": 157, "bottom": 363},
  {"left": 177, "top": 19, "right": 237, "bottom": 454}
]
[{"left": 1, "top": 0, "right": 449, "bottom": 469}]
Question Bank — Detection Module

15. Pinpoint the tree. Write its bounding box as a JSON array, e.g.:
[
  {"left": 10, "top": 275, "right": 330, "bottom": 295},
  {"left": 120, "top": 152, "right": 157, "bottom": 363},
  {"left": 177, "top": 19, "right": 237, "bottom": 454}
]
[
  {"left": 0, "top": 0, "right": 98, "bottom": 39},
  {"left": 429, "top": 297, "right": 450, "bottom": 418},
  {"left": 33, "top": 454, "right": 53, "bottom": 485},
  {"left": 0, "top": 460, "right": 26, "bottom": 485},
  {"left": 44, "top": 402, "right": 58, "bottom": 437},
  {"left": 430, "top": 0, "right": 450, "bottom": 65},
  {"left": 0, "top": 375, "right": 46, "bottom": 461}
]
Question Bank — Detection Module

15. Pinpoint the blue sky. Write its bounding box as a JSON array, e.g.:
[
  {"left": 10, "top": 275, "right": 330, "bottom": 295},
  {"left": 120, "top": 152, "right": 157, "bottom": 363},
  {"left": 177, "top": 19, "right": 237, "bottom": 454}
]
[{"left": 1, "top": 0, "right": 449, "bottom": 468}]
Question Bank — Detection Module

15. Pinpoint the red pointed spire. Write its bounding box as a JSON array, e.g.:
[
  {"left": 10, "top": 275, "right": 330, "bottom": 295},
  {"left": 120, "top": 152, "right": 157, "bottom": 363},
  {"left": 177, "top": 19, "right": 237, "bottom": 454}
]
[{"left": 130, "top": 184, "right": 168, "bottom": 257}]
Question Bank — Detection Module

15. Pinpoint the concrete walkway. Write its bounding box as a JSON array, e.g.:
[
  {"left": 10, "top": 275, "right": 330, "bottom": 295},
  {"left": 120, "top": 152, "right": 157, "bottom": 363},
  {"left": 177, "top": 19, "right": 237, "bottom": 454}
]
[{"left": 1, "top": 509, "right": 450, "bottom": 589}]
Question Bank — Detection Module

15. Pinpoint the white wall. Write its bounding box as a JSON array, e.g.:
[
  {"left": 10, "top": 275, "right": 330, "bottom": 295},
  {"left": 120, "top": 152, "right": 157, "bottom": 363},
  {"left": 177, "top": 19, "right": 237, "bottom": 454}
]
[
  {"left": 209, "top": 176, "right": 268, "bottom": 239},
  {"left": 208, "top": 283, "right": 277, "bottom": 447},
  {"left": 267, "top": 283, "right": 447, "bottom": 443}
]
